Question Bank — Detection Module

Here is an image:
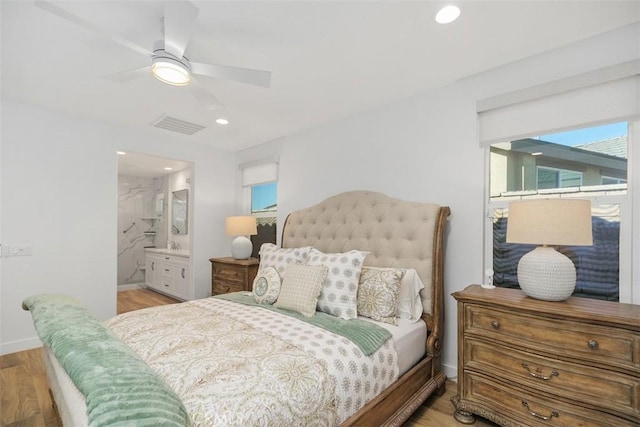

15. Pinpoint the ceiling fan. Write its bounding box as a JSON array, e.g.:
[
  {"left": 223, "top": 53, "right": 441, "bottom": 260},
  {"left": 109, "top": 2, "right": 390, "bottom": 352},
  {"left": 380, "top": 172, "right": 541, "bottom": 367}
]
[{"left": 34, "top": 0, "right": 272, "bottom": 110}]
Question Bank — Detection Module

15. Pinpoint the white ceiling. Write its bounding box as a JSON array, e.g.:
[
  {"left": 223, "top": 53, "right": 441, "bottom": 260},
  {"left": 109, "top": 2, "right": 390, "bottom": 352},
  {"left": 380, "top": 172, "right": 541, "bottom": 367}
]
[{"left": 3, "top": 0, "right": 640, "bottom": 156}]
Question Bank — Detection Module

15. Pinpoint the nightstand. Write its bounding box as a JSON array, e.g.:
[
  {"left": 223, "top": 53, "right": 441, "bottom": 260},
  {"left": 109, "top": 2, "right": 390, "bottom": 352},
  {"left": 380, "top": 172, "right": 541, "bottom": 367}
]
[
  {"left": 209, "top": 257, "right": 260, "bottom": 295},
  {"left": 451, "top": 284, "right": 640, "bottom": 426}
]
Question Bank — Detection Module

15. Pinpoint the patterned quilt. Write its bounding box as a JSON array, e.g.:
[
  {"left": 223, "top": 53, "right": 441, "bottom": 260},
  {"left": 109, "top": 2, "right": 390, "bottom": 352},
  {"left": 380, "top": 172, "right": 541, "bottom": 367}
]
[{"left": 106, "top": 297, "right": 399, "bottom": 426}]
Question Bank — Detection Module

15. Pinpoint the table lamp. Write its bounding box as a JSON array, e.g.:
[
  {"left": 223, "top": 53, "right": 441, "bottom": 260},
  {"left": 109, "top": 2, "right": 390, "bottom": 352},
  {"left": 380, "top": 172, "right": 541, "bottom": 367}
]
[
  {"left": 506, "top": 199, "right": 593, "bottom": 301},
  {"left": 226, "top": 216, "right": 258, "bottom": 259}
]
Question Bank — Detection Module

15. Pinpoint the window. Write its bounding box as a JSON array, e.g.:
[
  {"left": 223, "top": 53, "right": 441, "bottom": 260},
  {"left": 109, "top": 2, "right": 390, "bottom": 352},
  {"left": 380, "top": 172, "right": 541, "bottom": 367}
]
[
  {"left": 537, "top": 167, "right": 582, "bottom": 189},
  {"left": 241, "top": 161, "right": 279, "bottom": 257},
  {"left": 487, "top": 122, "right": 628, "bottom": 301},
  {"left": 251, "top": 182, "right": 277, "bottom": 214}
]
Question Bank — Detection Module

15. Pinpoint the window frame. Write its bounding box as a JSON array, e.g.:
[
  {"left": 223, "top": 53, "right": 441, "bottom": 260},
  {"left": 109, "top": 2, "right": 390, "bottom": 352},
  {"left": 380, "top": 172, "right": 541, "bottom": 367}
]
[{"left": 483, "top": 120, "right": 635, "bottom": 304}]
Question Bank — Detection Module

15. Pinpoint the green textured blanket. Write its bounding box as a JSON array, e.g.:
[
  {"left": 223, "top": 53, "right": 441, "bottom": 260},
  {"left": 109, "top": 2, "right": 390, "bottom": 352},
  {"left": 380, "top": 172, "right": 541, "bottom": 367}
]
[
  {"left": 22, "top": 294, "right": 190, "bottom": 427},
  {"left": 215, "top": 292, "right": 392, "bottom": 356}
]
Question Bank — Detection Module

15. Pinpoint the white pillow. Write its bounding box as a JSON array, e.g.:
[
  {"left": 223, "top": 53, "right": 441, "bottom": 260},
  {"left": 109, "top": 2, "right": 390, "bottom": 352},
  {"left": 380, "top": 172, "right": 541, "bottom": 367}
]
[
  {"left": 307, "top": 248, "right": 368, "bottom": 320},
  {"left": 257, "top": 243, "right": 312, "bottom": 278},
  {"left": 252, "top": 266, "right": 281, "bottom": 304},
  {"left": 398, "top": 269, "right": 426, "bottom": 322}
]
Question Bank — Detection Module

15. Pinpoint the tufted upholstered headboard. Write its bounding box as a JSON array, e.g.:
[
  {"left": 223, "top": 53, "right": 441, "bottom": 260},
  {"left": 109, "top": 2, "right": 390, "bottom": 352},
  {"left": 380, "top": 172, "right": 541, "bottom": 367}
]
[{"left": 281, "top": 191, "right": 450, "bottom": 320}]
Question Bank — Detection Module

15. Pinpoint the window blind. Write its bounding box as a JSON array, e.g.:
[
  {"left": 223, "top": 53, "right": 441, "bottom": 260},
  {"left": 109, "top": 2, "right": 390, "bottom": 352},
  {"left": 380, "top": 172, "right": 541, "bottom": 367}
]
[
  {"left": 477, "top": 60, "right": 640, "bottom": 146},
  {"left": 241, "top": 161, "right": 278, "bottom": 187}
]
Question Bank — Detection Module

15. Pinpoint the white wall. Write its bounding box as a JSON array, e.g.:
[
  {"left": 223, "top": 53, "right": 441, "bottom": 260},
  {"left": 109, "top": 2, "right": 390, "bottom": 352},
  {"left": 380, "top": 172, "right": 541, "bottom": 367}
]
[
  {"left": 237, "top": 23, "right": 639, "bottom": 378},
  {"left": 0, "top": 101, "right": 236, "bottom": 354}
]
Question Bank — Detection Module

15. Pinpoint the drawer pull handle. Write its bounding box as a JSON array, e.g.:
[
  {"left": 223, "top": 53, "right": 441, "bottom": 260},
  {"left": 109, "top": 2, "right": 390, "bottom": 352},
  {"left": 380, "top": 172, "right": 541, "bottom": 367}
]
[
  {"left": 521, "top": 401, "right": 559, "bottom": 421},
  {"left": 521, "top": 363, "right": 558, "bottom": 380},
  {"left": 588, "top": 339, "right": 599, "bottom": 349},
  {"left": 491, "top": 320, "right": 500, "bottom": 329}
]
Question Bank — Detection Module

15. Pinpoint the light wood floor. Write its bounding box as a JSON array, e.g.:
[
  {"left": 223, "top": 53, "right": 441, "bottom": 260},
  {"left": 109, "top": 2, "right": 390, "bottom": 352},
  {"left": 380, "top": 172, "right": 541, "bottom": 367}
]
[{"left": 1, "top": 288, "right": 496, "bottom": 427}]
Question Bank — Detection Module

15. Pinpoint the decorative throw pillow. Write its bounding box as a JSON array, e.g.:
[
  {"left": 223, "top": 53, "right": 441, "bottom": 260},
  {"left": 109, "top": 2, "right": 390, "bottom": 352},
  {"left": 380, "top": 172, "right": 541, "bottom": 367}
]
[
  {"left": 252, "top": 266, "right": 281, "bottom": 304},
  {"left": 398, "top": 269, "right": 426, "bottom": 321},
  {"left": 257, "top": 243, "right": 312, "bottom": 278},
  {"left": 357, "top": 267, "right": 404, "bottom": 325},
  {"left": 274, "top": 263, "right": 328, "bottom": 317},
  {"left": 307, "top": 248, "right": 368, "bottom": 320}
]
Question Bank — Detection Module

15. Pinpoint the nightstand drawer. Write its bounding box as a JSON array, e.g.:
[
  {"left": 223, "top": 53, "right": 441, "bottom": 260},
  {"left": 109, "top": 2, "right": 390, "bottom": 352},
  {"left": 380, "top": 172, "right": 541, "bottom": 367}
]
[
  {"left": 463, "top": 373, "right": 632, "bottom": 427},
  {"left": 212, "top": 265, "right": 245, "bottom": 284},
  {"left": 213, "top": 281, "right": 245, "bottom": 295},
  {"left": 465, "top": 339, "right": 640, "bottom": 419},
  {"left": 465, "top": 305, "right": 638, "bottom": 371}
]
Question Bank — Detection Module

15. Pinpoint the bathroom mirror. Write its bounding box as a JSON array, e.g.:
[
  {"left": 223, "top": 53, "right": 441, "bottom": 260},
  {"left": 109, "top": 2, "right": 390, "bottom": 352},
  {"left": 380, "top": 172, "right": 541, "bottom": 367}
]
[{"left": 171, "top": 189, "right": 188, "bottom": 235}]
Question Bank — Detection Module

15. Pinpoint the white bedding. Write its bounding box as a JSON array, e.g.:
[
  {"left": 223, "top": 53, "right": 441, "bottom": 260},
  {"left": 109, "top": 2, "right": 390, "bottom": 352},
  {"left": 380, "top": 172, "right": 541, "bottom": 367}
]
[
  {"left": 360, "top": 316, "right": 427, "bottom": 376},
  {"left": 43, "top": 297, "right": 427, "bottom": 426}
]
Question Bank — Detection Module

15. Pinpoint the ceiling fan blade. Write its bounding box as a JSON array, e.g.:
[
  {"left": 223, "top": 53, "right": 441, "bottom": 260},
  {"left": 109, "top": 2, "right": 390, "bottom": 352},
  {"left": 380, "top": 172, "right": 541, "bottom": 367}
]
[
  {"left": 103, "top": 66, "right": 151, "bottom": 83},
  {"left": 163, "top": 1, "right": 198, "bottom": 59},
  {"left": 34, "top": 0, "right": 153, "bottom": 58},
  {"left": 187, "top": 77, "right": 223, "bottom": 110},
  {"left": 191, "top": 62, "right": 271, "bottom": 88}
]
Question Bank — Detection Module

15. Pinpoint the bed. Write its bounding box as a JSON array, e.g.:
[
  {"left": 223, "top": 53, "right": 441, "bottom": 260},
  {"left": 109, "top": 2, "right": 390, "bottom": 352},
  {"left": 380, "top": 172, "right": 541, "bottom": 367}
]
[{"left": 24, "top": 190, "right": 450, "bottom": 426}]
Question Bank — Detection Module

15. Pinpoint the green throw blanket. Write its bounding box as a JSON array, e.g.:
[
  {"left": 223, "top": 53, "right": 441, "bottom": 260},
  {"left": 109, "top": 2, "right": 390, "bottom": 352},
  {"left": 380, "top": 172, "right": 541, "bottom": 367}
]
[
  {"left": 215, "top": 292, "right": 392, "bottom": 356},
  {"left": 22, "top": 294, "right": 190, "bottom": 427}
]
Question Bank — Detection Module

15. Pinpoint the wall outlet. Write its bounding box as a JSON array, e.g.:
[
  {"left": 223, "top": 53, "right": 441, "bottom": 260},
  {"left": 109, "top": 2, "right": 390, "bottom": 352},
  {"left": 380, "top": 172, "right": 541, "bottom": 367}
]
[{"left": 3, "top": 245, "right": 33, "bottom": 257}]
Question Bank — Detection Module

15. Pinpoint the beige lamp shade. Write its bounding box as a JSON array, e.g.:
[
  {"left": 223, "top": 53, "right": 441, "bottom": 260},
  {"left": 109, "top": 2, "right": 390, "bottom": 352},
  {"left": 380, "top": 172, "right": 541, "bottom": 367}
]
[
  {"left": 506, "top": 199, "right": 593, "bottom": 246},
  {"left": 225, "top": 216, "right": 257, "bottom": 236},
  {"left": 506, "top": 199, "right": 593, "bottom": 301}
]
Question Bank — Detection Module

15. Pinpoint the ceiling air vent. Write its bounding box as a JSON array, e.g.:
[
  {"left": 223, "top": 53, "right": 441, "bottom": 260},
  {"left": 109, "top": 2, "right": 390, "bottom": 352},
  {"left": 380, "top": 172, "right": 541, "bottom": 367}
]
[{"left": 151, "top": 115, "right": 206, "bottom": 135}]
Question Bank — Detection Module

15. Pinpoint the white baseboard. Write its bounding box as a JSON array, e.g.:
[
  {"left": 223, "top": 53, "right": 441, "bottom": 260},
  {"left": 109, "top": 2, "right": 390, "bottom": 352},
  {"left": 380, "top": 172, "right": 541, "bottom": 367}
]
[
  {"left": 1, "top": 336, "right": 42, "bottom": 356},
  {"left": 443, "top": 362, "right": 457, "bottom": 381},
  {"left": 117, "top": 283, "right": 146, "bottom": 291}
]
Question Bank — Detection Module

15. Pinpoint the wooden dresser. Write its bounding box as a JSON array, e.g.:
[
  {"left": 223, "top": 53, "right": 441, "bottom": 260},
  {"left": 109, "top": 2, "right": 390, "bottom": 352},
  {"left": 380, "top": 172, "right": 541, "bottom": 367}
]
[
  {"left": 209, "top": 257, "right": 259, "bottom": 295},
  {"left": 452, "top": 285, "right": 640, "bottom": 427}
]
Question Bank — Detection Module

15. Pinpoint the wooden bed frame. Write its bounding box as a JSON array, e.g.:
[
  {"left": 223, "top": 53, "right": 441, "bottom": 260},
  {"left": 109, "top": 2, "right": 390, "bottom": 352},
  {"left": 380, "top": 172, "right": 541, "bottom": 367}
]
[{"left": 281, "top": 191, "right": 451, "bottom": 426}]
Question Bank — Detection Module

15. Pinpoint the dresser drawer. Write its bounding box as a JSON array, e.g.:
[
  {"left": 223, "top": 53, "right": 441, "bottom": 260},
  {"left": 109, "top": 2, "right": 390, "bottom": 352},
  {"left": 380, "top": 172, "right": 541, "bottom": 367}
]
[
  {"left": 213, "top": 264, "right": 245, "bottom": 284},
  {"left": 464, "top": 339, "right": 640, "bottom": 420},
  {"left": 465, "top": 305, "right": 639, "bottom": 372},
  {"left": 213, "top": 281, "right": 245, "bottom": 295},
  {"left": 462, "top": 373, "right": 633, "bottom": 427}
]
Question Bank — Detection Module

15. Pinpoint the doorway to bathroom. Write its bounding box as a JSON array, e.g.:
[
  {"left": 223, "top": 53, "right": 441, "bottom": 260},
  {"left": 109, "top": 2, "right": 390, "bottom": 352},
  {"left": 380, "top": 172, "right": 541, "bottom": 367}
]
[{"left": 117, "top": 151, "right": 192, "bottom": 292}]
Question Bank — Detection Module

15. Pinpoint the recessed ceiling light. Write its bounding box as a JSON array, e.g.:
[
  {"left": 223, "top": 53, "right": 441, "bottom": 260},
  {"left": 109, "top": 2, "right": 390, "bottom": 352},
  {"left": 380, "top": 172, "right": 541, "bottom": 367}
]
[
  {"left": 164, "top": 167, "right": 173, "bottom": 171},
  {"left": 216, "top": 118, "right": 229, "bottom": 125},
  {"left": 435, "top": 5, "right": 460, "bottom": 24},
  {"left": 117, "top": 151, "right": 126, "bottom": 155}
]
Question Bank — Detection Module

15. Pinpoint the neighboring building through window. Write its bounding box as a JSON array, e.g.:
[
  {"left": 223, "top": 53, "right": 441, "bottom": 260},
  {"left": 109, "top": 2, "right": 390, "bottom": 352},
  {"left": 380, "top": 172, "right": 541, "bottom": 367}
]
[{"left": 487, "top": 122, "right": 628, "bottom": 301}]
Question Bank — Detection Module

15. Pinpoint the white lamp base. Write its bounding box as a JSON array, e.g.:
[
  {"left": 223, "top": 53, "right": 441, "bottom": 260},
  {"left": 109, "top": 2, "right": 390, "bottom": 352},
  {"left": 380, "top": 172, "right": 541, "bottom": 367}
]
[
  {"left": 517, "top": 246, "right": 576, "bottom": 301},
  {"left": 231, "top": 236, "right": 253, "bottom": 259}
]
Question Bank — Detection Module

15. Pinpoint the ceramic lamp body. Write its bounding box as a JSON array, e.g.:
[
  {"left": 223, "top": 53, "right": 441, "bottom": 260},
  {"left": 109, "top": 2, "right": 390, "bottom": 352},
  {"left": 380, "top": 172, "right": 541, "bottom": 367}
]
[
  {"left": 517, "top": 246, "right": 576, "bottom": 301},
  {"left": 231, "top": 236, "right": 253, "bottom": 259}
]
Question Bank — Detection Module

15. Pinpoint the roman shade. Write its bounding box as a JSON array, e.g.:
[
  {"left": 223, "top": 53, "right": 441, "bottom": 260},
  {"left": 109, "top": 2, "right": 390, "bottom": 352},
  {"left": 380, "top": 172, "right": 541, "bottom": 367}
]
[
  {"left": 477, "top": 60, "right": 640, "bottom": 146},
  {"left": 241, "top": 160, "right": 278, "bottom": 187}
]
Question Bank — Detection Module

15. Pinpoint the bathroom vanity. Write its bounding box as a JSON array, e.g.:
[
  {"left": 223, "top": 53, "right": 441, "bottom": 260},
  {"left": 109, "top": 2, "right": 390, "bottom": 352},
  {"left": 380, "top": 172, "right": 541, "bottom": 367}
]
[{"left": 145, "top": 249, "right": 190, "bottom": 300}]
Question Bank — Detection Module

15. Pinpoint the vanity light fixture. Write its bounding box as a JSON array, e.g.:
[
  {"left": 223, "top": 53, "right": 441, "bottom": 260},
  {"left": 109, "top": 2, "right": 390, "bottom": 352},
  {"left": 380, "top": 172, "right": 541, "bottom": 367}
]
[
  {"left": 435, "top": 5, "right": 461, "bottom": 24},
  {"left": 117, "top": 151, "right": 127, "bottom": 155},
  {"left": 216, "top": 118, "right": 229, "bottom": 125}
]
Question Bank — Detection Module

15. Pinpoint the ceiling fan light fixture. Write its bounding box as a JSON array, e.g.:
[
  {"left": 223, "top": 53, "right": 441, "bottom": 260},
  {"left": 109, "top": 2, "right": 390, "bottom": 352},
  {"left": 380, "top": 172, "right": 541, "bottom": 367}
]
[{"left": 151, "top": 55, "right": 191, "bottom": 86}]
